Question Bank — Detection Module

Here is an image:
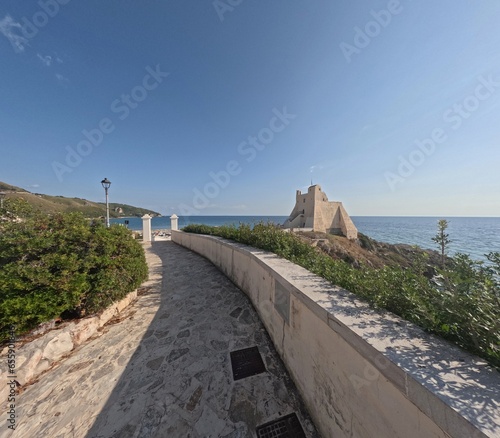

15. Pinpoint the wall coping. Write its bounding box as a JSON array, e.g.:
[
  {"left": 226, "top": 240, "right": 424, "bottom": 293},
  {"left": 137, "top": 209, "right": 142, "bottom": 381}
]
[{"left": 172, "top": 230, "right": 500, "bottom": 437}]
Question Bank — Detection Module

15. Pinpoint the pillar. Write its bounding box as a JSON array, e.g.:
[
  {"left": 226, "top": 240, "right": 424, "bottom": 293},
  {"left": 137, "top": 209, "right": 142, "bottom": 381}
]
[
  {"left": 170, "top": 214, "right": 179, "bottom": 231},
  {"left": 142, "top": 214, "right": 152, "bottom": 242}
]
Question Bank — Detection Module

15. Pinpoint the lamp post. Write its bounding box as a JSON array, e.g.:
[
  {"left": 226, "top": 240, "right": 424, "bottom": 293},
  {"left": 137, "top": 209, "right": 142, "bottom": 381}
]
[
  {"left": 0, "top": 191, "right": 5, "bottom": 209},
  {"left": 101, "top": 178, "right": 111, "bottom": 227}
]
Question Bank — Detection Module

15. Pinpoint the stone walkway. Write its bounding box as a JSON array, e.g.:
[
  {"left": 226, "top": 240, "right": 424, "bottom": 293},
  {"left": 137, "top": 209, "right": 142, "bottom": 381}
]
[{"left": 3, "top": 242, "right": 318, "bottom": 437}]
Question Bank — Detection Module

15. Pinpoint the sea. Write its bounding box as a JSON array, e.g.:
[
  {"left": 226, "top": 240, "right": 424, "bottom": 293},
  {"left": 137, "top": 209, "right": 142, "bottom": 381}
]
[{"left": 110, "top": 216, "right": 500, "bottom": 262}]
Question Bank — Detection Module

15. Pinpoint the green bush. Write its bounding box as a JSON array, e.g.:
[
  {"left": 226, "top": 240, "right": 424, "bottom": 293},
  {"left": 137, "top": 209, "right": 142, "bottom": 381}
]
[
  {"left": 0, "top": 211, "right": 147, "bottom": 341},
  {"left": 82, "top": 224, "right": 148, "bottom": 313},
  {"left": 183, "top": 223, "right": 500, "bottom": 368}
]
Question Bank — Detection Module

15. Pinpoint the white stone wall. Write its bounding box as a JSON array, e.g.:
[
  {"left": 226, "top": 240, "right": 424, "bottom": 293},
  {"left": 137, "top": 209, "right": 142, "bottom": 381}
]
[{"left": 172, "top": 230, "right": 499, "bottom": 438}]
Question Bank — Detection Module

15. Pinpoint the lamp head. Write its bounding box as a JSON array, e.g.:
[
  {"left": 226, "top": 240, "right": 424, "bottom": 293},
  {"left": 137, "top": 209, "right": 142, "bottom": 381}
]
[{"left": 101, "top": 178, "right": 111, "bottom": 189}]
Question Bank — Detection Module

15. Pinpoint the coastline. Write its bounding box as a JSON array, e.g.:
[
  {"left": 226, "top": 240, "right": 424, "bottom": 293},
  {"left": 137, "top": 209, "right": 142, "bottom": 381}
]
[{"left": 112, "top": 216, "right": 500, "bottom": 261}]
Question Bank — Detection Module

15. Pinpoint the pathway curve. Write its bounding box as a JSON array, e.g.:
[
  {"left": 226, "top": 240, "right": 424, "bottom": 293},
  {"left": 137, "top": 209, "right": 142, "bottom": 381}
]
[{"left": 3, "top": 242, "right": 318, "bottom": 437}]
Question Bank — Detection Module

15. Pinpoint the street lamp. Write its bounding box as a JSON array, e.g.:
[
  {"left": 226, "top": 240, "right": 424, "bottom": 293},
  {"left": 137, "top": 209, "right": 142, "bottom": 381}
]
[
  {"left": 101, "top": 178, "right": 111, "bottom": 227},
  {"left": 0, "top": 192, "right": 6, "bottom": 209}
]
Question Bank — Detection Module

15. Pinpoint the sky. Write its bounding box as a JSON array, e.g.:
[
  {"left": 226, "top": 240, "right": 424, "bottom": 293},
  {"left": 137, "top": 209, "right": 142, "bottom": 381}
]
[{"left": 1, "top": 1, "right": 500, "bottom": 217}]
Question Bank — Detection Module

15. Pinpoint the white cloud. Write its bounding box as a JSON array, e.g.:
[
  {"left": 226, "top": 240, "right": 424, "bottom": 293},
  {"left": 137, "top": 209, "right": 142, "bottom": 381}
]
[
  {"left": 55, "top": 73, "right": 69, "bottom": 84},
  {"left": 37, "top": 53, "right": 52, "bottom": 66},
  {"left": 309, "top": 164, "right": 324, "bottom": 173},
  {"left": 56, "top": 57, "right": 63, "bottom": 64},
  {"left": 0, "top": 14, "right": 29, "bottom": 53},
  {"left": 309, "top": 162, "right": 340, "bottom": 174}
]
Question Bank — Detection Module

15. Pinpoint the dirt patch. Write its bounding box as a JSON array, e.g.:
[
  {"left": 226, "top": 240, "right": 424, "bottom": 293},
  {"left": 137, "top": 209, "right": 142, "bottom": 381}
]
[
  {"left": 137, "top": 286, "right": 152, "bottom": 296},
  {"left": 298, "top": 231, "right": 444, "bottom": 273},
  {"left": 110, "top": 309, "right": 136, "bottom": 324}
]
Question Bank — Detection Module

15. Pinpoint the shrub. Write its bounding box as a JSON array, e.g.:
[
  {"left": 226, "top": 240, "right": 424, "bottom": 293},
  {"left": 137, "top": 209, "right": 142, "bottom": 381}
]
[
  {"left": 183, "top": 223, "right": 500, "bottom": 368},
  {"left": 0, "top": 212, "right": 147, "bottom": 342},
  {"left": 82, "top": 223, "right": 148, "bottom": 313}
]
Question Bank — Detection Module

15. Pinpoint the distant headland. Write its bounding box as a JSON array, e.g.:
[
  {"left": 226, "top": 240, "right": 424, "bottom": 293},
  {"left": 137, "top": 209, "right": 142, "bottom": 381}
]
[{"left": 0, "top": 181, "right": 160, "bottom": 218}]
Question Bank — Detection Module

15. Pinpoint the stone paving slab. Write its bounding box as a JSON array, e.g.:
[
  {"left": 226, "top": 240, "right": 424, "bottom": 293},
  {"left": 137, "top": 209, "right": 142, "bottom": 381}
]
[{"left": 2, "top": 242, "right": 319, "bottom": 437}]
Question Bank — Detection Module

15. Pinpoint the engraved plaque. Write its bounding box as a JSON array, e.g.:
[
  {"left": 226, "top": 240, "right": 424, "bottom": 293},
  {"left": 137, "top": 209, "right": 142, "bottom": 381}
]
[{"left": 274, "top": 281, "right": 290, "bottom": 324}]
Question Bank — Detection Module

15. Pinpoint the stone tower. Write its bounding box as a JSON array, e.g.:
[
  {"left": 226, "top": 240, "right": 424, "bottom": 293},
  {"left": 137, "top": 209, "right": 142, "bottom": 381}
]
[{"left": 282, "top": 185, "right": 358, "bottom": 239}]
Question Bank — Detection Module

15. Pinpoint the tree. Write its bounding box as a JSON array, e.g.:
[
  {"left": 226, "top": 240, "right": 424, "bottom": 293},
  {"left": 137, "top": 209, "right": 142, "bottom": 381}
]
[{"left": 432, "top": 219, "right": 451, "bottom": 268}]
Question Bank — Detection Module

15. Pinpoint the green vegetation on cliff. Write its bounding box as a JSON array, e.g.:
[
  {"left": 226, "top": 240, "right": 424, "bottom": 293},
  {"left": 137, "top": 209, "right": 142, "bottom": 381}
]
[
  {"left": 0, "top": 182, "right": 27, "bottom": 192},
  {"left": 0, "top": 181, "right": 160, "bottom": 218},
  {"left": 0, "top": 200, "right": 148, "bottom": 342},
  {"left": 183, "top": 223, "right": 500, "bottom": 368}
]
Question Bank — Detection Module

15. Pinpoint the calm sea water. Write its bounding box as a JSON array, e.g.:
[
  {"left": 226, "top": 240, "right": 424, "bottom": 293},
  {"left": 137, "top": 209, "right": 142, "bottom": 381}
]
[
  {"left": 110, "top": 216, "right": 500, "bottom": 261},
  {"left": 351, "top": 217, "right": 500, "bottom": 261},
  {"left": 111, "top": 216, "right": 287, "bottom": 231}
]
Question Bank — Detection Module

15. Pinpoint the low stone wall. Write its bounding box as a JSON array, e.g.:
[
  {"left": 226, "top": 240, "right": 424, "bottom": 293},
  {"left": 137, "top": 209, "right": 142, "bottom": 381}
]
[
  {"left": 172, "top": 230, "right": 500, "bottom": 438},
  {"left": 0, "top": 290, "right": 138, "bottom": 404}
]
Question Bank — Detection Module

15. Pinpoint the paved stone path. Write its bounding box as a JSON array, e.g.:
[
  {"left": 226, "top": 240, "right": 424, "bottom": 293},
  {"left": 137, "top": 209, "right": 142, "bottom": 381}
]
[{"left": 3, "top": 242, "right": 318, "bottom": 437}]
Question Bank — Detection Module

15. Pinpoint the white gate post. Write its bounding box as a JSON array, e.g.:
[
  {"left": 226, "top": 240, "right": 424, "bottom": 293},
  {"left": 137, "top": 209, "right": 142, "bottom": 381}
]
[
  {"left": 142, "top": 214, "right": 152, "bottom": 242},
  {"left": 170, "top": 214, "right": 179, "bottom": 231}
]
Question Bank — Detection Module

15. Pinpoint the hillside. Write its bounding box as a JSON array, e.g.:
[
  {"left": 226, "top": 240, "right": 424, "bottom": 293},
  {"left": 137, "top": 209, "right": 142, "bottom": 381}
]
[
  {"left": 0, "top": 182, "right": 160, "bottom": 218},
  {"left": 0, "top": 181, "right": 27, "bottom": 192},
  {"left": 297, "top": 231, "right": 444, "bottom": 274}
]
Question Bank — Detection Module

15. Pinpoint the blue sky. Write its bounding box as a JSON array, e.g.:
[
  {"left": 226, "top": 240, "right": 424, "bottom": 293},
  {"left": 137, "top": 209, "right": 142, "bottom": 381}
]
[{"left": 1, "top": 1, "right": 500, "bottom": 216}]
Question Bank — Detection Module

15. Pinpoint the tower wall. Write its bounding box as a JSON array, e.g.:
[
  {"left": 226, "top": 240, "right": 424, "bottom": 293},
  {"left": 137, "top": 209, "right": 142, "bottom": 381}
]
[{"left": 283, "top": 185, "right": 358, "bottom": 239}]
